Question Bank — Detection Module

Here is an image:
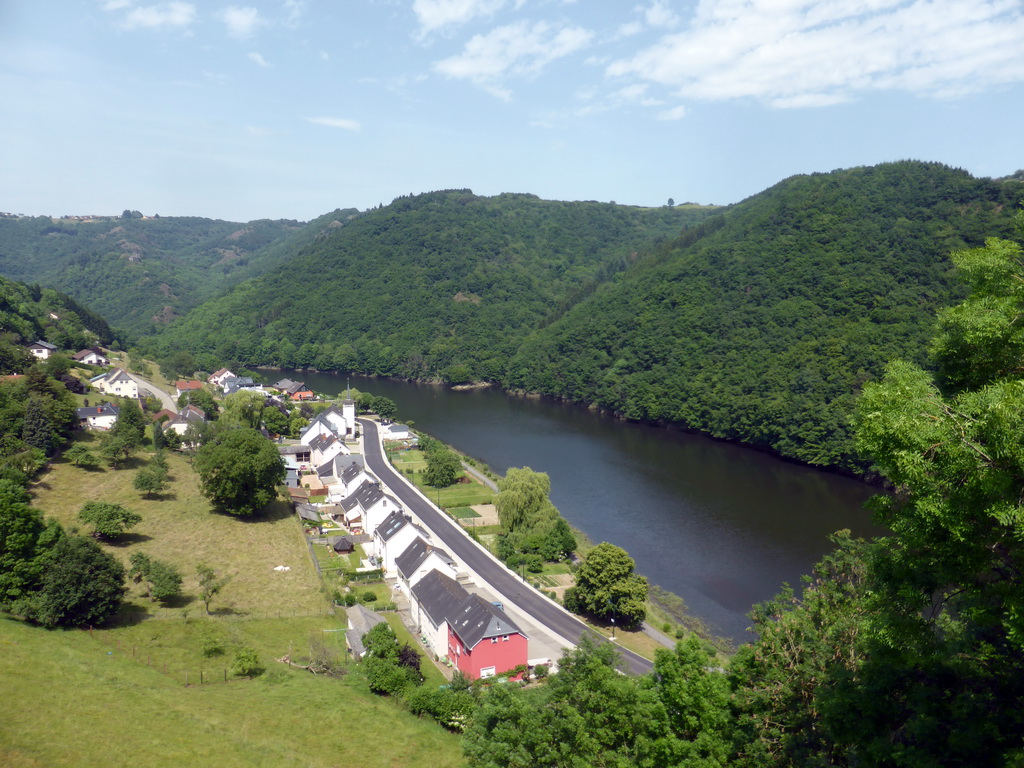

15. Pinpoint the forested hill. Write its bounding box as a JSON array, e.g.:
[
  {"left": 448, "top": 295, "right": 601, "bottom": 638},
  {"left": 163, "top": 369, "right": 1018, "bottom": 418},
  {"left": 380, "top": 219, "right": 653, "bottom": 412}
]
[
  {"left": 507, "top": 161, "right": 1023, "bottom": 471},
  {"left": 0, "top": 209, "right": 359, "bottom": 335},
  {"left": 0, "top": 274, "right": 115, "bottom": 370},
  {"left": 148, "top": 191, "right": 715, "bottom": 380}
]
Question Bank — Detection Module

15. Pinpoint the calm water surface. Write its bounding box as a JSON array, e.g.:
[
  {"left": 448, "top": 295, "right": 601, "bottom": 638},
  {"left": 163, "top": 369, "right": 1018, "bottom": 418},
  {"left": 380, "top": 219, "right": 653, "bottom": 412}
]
[{"left": 280, "top": 370, "right": 880, "bottom": 641}]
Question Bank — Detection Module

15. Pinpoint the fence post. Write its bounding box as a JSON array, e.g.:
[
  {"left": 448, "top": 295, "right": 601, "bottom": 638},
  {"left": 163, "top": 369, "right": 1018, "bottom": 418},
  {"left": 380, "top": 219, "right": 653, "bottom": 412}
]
[{"left": 185, "top": 671, "right": 188, "bottom": 687}]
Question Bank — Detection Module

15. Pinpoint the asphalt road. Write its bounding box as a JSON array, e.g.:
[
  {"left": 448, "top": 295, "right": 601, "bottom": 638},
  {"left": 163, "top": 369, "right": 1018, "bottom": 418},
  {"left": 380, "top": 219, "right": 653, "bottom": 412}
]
[{"left": 359, "top": 418, "right": 654, "bottom": 676}]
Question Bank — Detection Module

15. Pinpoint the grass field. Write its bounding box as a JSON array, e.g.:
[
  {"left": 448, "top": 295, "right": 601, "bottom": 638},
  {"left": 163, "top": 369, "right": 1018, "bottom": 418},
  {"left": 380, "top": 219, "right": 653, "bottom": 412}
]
[
  {"left": 7, "top": 435, "right": 467, "bottom": 767},
  {"left": 31, "top": 435, "right": 326, "bottom": 619},
  {"left": 388, "top": 449, "right": 493, "bottom": 508},
  {"left": 0, "top": 617, "right": 463, "bottom": 768}
]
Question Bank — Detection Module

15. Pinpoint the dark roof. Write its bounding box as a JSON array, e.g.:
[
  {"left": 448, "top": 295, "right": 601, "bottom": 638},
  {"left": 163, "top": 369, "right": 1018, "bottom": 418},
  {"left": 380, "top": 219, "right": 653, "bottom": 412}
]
[
  {"left": 29, "top": 340, "right": 57, "bottom": 350},
  {"left": 308, "top": 433, "right": 337, "bottom": 453},
  {"left": 278, "top": 444, "right": 311, "bottom": 455},
  {"left": 411, "top": 569, "right": 469, "bottom": 629},
  {"left": 295, "top": 503, "right": 320, "bottom": 523},
  {"left": 376, "top": 509, "right": 407, "bottom": 542},
  {"left": 345, "top": 604, "right": 386, "bottom": 657},
  {"left": 395, "top": 537, "right": 455, "bottom": 581},
  {"left": 76, "top": 404, "right": 119, "bottom": 418},
  {"left": 330, "top": 536, "right": 355, "bottom": 553},
  {"left": 341, "top": 461, "right": 365, "bottom": 484},
  {"left": 449, "top": 593, "right": 526, "bottom": 650}
]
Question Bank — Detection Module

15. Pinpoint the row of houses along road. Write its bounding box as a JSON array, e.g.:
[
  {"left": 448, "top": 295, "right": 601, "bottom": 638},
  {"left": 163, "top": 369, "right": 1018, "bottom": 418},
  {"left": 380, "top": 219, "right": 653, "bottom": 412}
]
[{"left": 358, "top": 418, "right": 655, "bottom": 676}]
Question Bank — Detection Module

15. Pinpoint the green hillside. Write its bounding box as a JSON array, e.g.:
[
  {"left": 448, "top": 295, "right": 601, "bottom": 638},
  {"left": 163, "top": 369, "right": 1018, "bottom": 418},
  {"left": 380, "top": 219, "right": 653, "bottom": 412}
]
[
  {"left": 0, "top": 274, "right": 115, "bottom": 364},
  {"left": 507, "top": 161, "right": 1023, "bottom": 470},
  {"left": 0, "top": 210, "right": 359, "bottom": 334},
  {"left": 150, "top": 191, "right": 713, "bottom": 381}
]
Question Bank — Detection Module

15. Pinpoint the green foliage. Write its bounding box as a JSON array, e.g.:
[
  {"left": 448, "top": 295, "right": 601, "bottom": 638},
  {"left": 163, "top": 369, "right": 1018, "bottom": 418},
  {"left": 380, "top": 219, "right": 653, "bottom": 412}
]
[
  {"left": 28, "top": 534, "right": 126, "bottom": 628},
  {"left": 152, "top": 192, "right": 709, "bottom": 381},
  {"left": 564, "top": 542, "right": 647, "bottom": 627},
  {"left": 195, "top": 562, "right": 228, "bottom": 614},
  {"left": 133, "top": 461, "right": 169, "bottom": 497},
  {"left": 193, "top": 426, "right": 284, "bottom": 516},
  {"left": 371, "top": 395, "right": 398, "bottom": 420},
  {"left": 231, "top": 645, "right": 264, "bottom": 678},
  {"left": 128, "top": 551, "right": 183, "bottom": 603},
  {"left": 220, "top": 389, "right": 266, "bottom": 429},
  {"left": 424, "top": 447, "right": 461, "bottom": 488},
  {"left": 21, "top": 397, "right": 53, "bottom": 455},
  {"left": 505, "top": 163, "right": 1024, "bottom": 471},
  {"left": 492, "top": 467, "right": 574, "bottom": 566},
  {"left": 177, "top": 387, "right": 218, "bottom": 417},
  {"left": 62, "top": 443, "right": 98, "bottom": 468},
  {"left": 406, "top": 686, "right": 477, "bottom": 732},
  {"left": 0, "top": 480, "right": 53, "bottom": 605},
  {"left": 110, "top": 397, "right": 146, "bottom": 446},
  {"left": 78, "top": 500, "right": 142, "bottom": 539},
  {"left": 99, "top": 431, "right": 138, "bottom": 468}
]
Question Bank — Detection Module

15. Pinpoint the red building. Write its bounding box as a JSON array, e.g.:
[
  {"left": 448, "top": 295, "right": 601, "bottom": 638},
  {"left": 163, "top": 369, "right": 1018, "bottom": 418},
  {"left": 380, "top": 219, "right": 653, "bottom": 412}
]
[{"left": 447, "top": 593, "right": 528, "bottom": 680}]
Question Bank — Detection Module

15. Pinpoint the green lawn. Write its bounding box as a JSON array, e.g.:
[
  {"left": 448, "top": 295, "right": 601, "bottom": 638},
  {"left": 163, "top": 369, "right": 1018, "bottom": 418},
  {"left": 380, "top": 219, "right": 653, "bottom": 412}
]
[
  {"left": 449, "top": 506, "right": 481, "bottom": 519},
  {"left": 390, "top": 449, "right": 493, "bottom": 508},
  {"left": 0, "top": 617, "right": 464, "bottom": 768}
]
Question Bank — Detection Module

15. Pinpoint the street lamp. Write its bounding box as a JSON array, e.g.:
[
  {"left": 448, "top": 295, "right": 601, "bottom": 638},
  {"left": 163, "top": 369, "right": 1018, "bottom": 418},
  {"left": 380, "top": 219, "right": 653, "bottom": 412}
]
[{"left": 611, "top": 617, "right": 616, "bottom": 640}]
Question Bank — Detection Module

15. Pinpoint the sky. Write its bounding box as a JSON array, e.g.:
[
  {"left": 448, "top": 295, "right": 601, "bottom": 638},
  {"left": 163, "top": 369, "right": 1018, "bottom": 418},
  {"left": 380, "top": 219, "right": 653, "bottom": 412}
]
[{"left": 2, "top": 0, "right": 1023, "bottom": 222}]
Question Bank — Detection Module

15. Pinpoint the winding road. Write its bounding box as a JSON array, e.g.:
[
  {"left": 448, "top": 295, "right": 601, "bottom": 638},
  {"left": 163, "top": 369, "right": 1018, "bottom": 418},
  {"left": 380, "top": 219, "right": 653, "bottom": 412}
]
[{"left": 359, "top": 418, "right": 654, "bottom": 676}]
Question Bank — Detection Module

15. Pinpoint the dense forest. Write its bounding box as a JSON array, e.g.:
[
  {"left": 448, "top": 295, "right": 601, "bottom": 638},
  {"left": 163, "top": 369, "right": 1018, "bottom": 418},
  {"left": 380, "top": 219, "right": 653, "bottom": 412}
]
[
  {"left": 0, "top": 209, "right": 359, "bottom": 333},
  {"left": 148, "top": 191, "right": 713, "bottom": 382}
]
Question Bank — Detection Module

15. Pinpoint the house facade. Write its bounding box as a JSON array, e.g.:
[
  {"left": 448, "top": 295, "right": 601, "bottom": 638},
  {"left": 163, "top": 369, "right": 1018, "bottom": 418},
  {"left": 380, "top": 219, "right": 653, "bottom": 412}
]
[
  {"left": 447, "top": 594, "right": 528, "bottom": 680},
  {"left": 92, "top": 368, "right": 138, "bottom": 399},
  {"left": 27, "top": 340, "right": 57, "bottom": 360},
  {"left": 72, "top": 347, "right": 109, "bottom": 366},
  {"left": 76, "top": 404, "right": 119, "bottom": 430}
]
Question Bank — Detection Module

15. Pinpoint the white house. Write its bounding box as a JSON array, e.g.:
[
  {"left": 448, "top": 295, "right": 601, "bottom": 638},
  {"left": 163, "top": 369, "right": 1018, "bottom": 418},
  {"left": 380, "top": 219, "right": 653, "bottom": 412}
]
[
  {"left": 27, "top": 340, "right": 57, "bottom": 360},
  {"left": 374, "top": 510, "right": 430, "bottom": 575},
  {"left": 309, "top": 431, "right": 349, "bottom": 470},
  {"left": 299, "top": 404, "right": 356, "bottom": 446},
  {"left": 91, "top": 368, "right": 138, "bottom": 399},
  {"left": 76, "top": 404, "right": 119, "bottom": 430},
  {"left": 409, "top": 569, "right": 469, "bottom": 660},
  {"left": 72, "top": 347, "right": 109, "bottom": 366},
  {"left": 395, "top": 536, "right": 460, "bottom": 593},
  {"left": 328, "top": 460, "right": 375, "bottom": 501},
  {"left": 208, "top": 368, "right": 235, "bottom": 388},
  {"left": 165, "top": 404, "right": 207, "bottom": 436}
]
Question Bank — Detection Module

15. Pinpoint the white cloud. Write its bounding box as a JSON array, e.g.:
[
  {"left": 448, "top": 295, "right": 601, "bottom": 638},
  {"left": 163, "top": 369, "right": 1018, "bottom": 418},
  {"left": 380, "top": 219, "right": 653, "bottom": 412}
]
[
  {"left": 248, "top": 51, "right": 270, "bottom": 67},
  {"left": 121, "top": 1, "right": 196, "bottom": 30},
  {"left": 608, "top": 0, "right": 1024, "bottom": 108},
  {"left": 643, "top": 0, "right": 680, "bottom": 28},
  {"left": 100, "top": 0, "right": 133, "bottom": 10},
  {"left": 413, "top": 0, "right": 507, "bottom": 35},
  {"left": 434, "top": 20, "right": 593, "bottom": 95},
  {"left": 658, "top": 104, "right": 687, "bottom": 120},
  {"left": 306, "top": 116, "right": 361, "bottom": 131},
  {"left": 221, "top": 6, "right": 263, "bottom": 39}
]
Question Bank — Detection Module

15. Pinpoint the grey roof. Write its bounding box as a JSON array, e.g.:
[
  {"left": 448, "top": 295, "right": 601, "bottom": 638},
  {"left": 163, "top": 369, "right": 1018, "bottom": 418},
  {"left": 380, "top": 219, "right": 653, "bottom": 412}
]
[
  {"left": 295, "top": 503, "right": 320, "bottom": 523},
  {"left": 29, "top": 340, "right": 57, "bottom": 350},
  {"left": 330, "top": 535, "right": 355, "bottom": 552},
  {"left": 76, "top": 404, "right": 119, "bottom": 419},
  {"left": 345, "top": 604, "right": 386, "bottom": 658},
  {"left": 449, "top": 593, "right": 526, "bottom": 650},
  {"left": 395, "top": 537, "right": 455, "bottom": 581},
  {"left": 278, "top": 444, "right": 311, "bottom": 456},
  {"left": 411, "top": 569, "right": 470, "bottom": 630},
  {"left": 273, "top": 378, "right": 297, "bottom": 390},
  {"left": 341, "top": 460, "right": 366, "bottom": 484},
  {"left": 308, "top": 432, "right": 337, "bottom": 453},
  {"left": 169, "top": 404, "right": 206, "bottom": 426},
  {"left": 376, "top": 509, "right": 407, "bottom": 542}
]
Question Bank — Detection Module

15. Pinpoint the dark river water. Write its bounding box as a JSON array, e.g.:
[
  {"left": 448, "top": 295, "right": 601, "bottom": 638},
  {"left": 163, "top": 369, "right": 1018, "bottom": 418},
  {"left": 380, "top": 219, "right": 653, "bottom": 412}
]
[{"left": 275, "top": 369, "right": 881, "bottom": 642}]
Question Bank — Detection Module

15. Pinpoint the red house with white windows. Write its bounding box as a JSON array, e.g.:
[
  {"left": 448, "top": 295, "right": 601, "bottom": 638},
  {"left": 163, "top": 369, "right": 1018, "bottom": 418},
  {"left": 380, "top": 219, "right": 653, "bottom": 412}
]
[{"left": 446, "top": 593, "right": 528, "bottom": 680}]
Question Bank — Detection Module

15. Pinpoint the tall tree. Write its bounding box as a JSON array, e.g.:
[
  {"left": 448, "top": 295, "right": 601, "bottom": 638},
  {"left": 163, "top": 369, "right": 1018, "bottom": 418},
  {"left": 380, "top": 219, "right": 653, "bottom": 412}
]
[
  {"left": 563, "top": 542, "right": 648, "bottom": 627},
  {"left": 128, "top": 552, "right": 182, "bottom": 603},
  {"left": 21, "top": 397, "right": 53, "bottom": 456},
  {"left": 196, "top": 562, "right": 229, "bottom": 614},
  {"left": 78, "top": 501, "right": 142, "bottom": 540},
  {"left": 194, "top": 427, "right": 284, "bottom": 516},
  {"left": 29, "top": 535, "right": 126, "bottom": 628}
]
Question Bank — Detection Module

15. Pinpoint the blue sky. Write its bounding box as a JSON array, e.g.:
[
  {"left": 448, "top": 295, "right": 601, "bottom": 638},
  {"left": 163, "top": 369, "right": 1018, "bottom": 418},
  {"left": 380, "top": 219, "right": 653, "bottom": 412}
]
[{"left": 2, "top": 0, "right": 1023, "bottom": 222}]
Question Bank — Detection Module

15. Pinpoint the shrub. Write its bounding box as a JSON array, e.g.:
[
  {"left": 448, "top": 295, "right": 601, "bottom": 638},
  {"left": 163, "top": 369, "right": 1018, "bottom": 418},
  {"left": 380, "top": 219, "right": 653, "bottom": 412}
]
[
  {"left": 662, "top": 622, "right": 671, "bottom": 633},
  {"left": 533, "top": 664, "right": 549, "bottom": 679},
  {"left": 360, "top": 590, "right": 377, "bottom": 604},
  {"left": 232, "top": 646, "right": 264, "bottom": 678}
]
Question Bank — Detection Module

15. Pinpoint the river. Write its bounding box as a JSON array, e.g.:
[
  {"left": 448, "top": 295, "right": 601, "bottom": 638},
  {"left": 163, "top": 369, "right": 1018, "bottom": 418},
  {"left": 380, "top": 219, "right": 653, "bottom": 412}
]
[{"left": 274, "top": 369, "right": 881, "bottom": 642}]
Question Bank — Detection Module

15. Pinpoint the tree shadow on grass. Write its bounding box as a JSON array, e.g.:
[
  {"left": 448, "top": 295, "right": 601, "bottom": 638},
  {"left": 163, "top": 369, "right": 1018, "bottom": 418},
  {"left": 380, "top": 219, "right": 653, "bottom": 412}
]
[
  {"left": 112, "top": 603, "right": 152, "bottom": 627},
  {"left": 107, "top": 532, "right": 153, "bottom": 547},
  {"left": 223, "top": 497, "right": 295, "bottom": 524}
]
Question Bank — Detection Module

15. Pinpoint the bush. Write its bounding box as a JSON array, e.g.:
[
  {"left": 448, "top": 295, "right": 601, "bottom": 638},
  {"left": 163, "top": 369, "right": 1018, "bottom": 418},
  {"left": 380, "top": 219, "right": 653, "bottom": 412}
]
[
  {"left": 360, "top": 590, "right": 377, "bottom": 604},
  {"left": 533, "top": 664, "right": 549, "bottom": 680},
  {"left": 343, "top": 593, "right": 358, "bottom": 607},
  {"left": 200, "top": 626, "right": 225, "bottom": 658},
  {"left": 406, "top": 687, "right": 477, "bottom": 732},
  {"left": 232, "top": 646, "right": 264, "bottom": 678}
]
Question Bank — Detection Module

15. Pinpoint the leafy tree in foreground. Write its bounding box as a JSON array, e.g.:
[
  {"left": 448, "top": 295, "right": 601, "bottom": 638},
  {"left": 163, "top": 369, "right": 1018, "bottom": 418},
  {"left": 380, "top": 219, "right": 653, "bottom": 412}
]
[
  {"left": 30, "top": 535, "right": 126, "bottom": 628},
  {"left": 99, "top": 432, "right": 137, "bottom": 468},
  {"left": 128, "top": 551, "right": 182, "bottom": 603},
  {"left": 0, "top": 480, "right": 59, "bottom": 606},
  {"left": 563, "top": 542, "right": 647, "bottom": 627},
  {"left": 424, "top": 447, "right": 461, "bottom": 488},
  {"left": 63, "top": 443, "right": 98, "bottom": 469},
  {"left": 196, "top": 562, "right": 229, "bottom": 614},
  {"left": 193, "top": 426, "right": 284, "bottom": 516},
  {"left": 78, "top": 501, "right": 142, "bottom": 540},
  {"left": 133, "top": 461, "right": 169, "bottom": 498}
]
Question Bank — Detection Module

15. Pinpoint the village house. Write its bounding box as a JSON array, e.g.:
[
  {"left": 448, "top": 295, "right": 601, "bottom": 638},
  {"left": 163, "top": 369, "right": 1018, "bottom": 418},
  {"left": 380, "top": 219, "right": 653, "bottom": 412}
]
[
  {"left": 409, "top": 569, "right": 528, "bottom": 679},
  {"left": 72, "top": 347, "right": 109, "bottom": 366},
  {"left": 76, "top": 404, "right": 119, "bottom": 430},
  {"left": 175, "top": 379, "right": 204, "bottom": 399},
  {"left": 447, "top": 593, "right": 528, "bottom": 680},
  {"left": 26, "top": 340, "right": 57, "bottom": 360},
  {"left": 374, "top": 509, "right": 431, "bottom": 575},
  {"left": 165, "top": 404, "right": 206, "bottom": 436},
  {"left": 327, "top": 460, "right": 375, "bottom": 502},
  {"left": 395, "top": 536, "right": 460, "bottom": 594},
  {"left": 207, "top": 368, "right": 235, "bottom": 388},
  {"left": 345, "top": 603, "right": 386, "bottom": 659},
  {"left": 91, "top": 368, "right": 138, "bottom": 399},
  {"left": 309, "top": 431, "right": 349, "bottom": 470}
]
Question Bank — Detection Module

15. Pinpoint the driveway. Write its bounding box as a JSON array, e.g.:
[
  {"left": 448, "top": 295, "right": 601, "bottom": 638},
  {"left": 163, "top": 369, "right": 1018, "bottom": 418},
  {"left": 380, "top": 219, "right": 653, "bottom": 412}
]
[
  {"left": 126, "top": 372, "right": 178, "bottom": 413},
  {"left": 359, "top": 418, "right": 654, "bottom": 676}
]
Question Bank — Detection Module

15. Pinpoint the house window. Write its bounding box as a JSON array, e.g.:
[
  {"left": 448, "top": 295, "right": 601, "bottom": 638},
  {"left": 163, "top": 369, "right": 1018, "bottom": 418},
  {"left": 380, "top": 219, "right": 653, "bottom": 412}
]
[
  {"left": 491, "top": 637, "right": 497, "bottom": 644},
  {"left": 503, "top": 635, "right": 509, "bottom": 642}
]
